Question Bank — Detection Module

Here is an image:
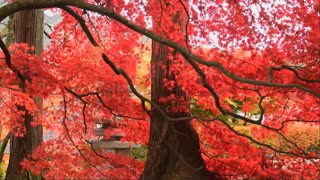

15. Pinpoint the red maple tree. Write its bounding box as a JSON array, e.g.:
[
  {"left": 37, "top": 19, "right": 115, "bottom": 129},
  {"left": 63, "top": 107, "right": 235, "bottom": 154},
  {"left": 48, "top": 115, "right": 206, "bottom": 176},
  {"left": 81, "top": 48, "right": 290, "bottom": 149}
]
[{"left": 0, "top": 0, "right": 319, "bottom": 179}]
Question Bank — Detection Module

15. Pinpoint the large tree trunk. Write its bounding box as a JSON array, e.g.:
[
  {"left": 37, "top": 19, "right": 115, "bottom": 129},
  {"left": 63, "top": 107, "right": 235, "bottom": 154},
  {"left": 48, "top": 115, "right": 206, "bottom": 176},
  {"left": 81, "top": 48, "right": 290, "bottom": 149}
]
[
  {"left": 5, "top": 9, "right": 44, "bottom": 180},
  {"left": 140, "top": 42, "right": 217, "bottom": 180}
]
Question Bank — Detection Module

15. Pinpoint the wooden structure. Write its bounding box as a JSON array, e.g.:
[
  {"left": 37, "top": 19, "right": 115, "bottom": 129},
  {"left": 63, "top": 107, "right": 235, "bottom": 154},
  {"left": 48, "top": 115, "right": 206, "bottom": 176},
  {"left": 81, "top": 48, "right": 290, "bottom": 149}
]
[{"left": 92, "top": 118, "right": 139, "bottom": 155}]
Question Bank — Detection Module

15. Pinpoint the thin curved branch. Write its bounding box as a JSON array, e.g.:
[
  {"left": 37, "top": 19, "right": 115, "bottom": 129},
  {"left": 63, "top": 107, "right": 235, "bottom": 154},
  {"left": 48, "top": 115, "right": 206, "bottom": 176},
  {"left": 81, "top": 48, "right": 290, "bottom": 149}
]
[
  {"left": 63, "top": 92, "right": 137, "bottom": 173},
  {"left": 64, "top": 87, "right": 145, "bottom": 120},
  {"left": 276, "top": 119, "right": 320, "bottom": 131},
  {"left": 64, "top": 87, "right": 88, "bottom": 134},
  {"left": 84, "top": 139, "right": 129, "bottom": 169},
  {"left": 255, "top": 89, "right": 266, "bottom": 123},
  {"left": 272, "top": 127, "right": 309, "bottom": 156},
  {"left": 268, "top": 65, "right": 320, "bottom": 83},
  {"left": 62, "top": 95, "right": 106, "bottom": 177},
  {"left": 177, "top": 0, "right": 191, "bottom": 51},
  {"left": 199, "top": 119, "right": 312, "bottom": 158},
  {"left": 182, "top": 53, "right": 267, "bottom": 125},
  {"left": 95, "top": 93, "right": 145, "bottom": 120},
  {"left": 61, "top": 6, "right": 98, "bottom": 47}
]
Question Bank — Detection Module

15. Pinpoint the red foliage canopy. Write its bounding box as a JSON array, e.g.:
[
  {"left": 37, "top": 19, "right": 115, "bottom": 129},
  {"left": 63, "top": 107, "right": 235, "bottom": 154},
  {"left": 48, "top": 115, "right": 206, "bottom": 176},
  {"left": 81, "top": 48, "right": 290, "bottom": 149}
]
[{"left": 0, "top": 0, "right": 319, "bottom": 179}]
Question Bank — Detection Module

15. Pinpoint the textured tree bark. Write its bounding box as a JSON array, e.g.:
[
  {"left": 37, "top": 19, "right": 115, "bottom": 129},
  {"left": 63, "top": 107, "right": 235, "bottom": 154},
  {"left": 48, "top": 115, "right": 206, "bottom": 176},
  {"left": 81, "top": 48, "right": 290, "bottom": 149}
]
[
  {"left": 5, "top": 9, "right": 44, "bottom": 180},
  {"left": 140, "top": 42, "right": 217, "bottom": 180}
]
